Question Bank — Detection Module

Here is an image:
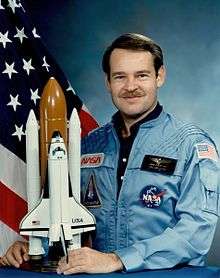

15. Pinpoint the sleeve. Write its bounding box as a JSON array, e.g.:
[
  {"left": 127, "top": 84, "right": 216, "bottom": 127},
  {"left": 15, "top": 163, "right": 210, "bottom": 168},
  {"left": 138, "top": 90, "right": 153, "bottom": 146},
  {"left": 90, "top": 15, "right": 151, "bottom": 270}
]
[{"left": 114, "top": 139, "right": 220, "bottom": 272}]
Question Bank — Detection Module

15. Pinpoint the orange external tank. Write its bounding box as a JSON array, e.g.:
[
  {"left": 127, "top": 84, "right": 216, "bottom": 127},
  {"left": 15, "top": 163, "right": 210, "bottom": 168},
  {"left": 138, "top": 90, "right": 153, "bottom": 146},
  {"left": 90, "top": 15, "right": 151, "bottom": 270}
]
[{"left": 39, "top": 77, "right": 67, "bottom": 187}]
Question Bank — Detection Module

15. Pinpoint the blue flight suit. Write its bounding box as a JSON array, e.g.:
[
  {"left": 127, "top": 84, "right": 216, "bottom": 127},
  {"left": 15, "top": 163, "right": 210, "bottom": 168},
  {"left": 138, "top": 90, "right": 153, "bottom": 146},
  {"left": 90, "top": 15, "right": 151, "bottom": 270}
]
[{"left": 81, "top": 109, "right": 220, "bottom": 272}]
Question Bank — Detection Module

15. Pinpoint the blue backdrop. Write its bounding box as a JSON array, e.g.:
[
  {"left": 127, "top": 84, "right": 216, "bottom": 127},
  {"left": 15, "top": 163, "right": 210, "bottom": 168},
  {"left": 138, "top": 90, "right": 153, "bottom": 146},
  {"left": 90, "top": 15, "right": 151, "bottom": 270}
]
[{"left": 25, "top": 0, "right": 220, "bottom": 266}]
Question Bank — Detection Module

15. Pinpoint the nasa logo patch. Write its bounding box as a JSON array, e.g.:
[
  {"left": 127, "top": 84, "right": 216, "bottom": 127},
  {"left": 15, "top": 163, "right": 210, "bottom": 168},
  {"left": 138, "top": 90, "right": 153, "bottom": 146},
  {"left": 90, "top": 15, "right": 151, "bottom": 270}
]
[
  {"left": 81, "top": 153, "right": 104, "bottom": 168},
  {"left": 140, "top": 185, "right": 166, "bottom": 208}
]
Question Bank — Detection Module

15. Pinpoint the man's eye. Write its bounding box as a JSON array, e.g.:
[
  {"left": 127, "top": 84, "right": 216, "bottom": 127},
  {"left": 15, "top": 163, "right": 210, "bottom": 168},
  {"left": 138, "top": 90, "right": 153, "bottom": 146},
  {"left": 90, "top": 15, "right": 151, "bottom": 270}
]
[
  {"left": 137, "top": 74, "right": 148, "bottom": 79},
  {"left": 114, "top": 75, "right": 125, "bottom": 80}
]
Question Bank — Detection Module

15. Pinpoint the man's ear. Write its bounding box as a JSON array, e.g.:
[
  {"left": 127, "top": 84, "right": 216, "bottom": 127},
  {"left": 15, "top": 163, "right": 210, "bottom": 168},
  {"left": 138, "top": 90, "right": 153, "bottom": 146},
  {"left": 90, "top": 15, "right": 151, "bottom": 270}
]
[
  {"left": 105, "top": 75, "right": 111, "bottom": 92},
  {"left": 156, "top": 65, "right": 166, "bottom": 88}
]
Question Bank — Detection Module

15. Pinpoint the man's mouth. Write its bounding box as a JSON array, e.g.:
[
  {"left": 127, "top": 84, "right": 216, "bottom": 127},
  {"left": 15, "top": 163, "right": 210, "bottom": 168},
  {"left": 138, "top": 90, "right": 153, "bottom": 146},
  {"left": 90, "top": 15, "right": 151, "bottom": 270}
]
[
  {"left": 123, "top": 95, "right": 143, "bottom": 98},
  {"left": 120, "top": 92, "right": 145, "bottom": 98}
]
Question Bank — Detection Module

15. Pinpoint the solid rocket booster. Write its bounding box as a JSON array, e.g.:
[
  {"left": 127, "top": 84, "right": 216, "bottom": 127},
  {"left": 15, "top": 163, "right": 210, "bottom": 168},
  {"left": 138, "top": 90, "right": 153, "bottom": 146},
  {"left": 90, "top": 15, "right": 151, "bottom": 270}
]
[
  {"left": 68, "top": 109, "right": 81, "bottom": 249},
  {"left": 69, "top": 108, "right": 81, "bottom": 201},
  {"left": 20, "top": 77, "right": 95, "bottom": 257},
  {"left": 25, "top": 111, "right": 44, "bottom": 256}
]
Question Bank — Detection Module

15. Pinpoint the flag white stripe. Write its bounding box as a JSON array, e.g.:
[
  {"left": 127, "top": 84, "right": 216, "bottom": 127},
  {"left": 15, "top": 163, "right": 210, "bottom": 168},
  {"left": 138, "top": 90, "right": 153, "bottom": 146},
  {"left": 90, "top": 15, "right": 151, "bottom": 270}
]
[
  {"left": 0, "top": 220, "right": 25, "bottom": 256},
  {"left": 0, "top": 144, "right": 27, "bottom": 201},
  {"left": 82, "top": 104, "right": 90, "bottom": 113}
]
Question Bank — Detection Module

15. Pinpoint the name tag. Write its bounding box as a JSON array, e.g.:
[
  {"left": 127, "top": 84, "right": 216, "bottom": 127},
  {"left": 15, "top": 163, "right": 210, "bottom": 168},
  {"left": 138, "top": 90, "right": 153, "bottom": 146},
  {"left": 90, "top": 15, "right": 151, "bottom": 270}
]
[
  {"left": 81, "top": 153, "right": 104, "bottom": 168},
  {"left": 141, "top": 155, "right": 177, "bottom": 175}
]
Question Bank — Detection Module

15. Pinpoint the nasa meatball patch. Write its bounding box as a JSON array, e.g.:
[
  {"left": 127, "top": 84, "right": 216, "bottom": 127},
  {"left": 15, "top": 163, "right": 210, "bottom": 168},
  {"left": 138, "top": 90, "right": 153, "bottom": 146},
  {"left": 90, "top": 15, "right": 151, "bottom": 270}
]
[
  {"left": 81, "top": 153, "right": 104, "bottom": 168},
  {"left": 140, "top": 185, "right": 167, "bottom": 208}
]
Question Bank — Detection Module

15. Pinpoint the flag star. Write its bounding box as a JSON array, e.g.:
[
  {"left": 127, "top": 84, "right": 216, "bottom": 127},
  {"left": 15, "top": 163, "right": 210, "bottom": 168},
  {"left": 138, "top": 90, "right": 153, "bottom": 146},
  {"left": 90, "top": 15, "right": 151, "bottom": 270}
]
[
  {"left": 12, "top": 124, "right": 25, "bottom": 141},
  {"left": 0, "top": 0, "right": 4, "bottom": 9},
  {"left": 17, "top": 0, "right": 25, "bottom": 12},
  {"left": 7, "top": 94, "right": 21, "bottom": 111},
  {"left": 67, "top": 81, "right": 76, "bottom": 94},
  {"left": 0, "top": 31, "right": 12, "bottom": 48},
  {"left": 8, "top": 0, "right": 20, "bottom": 13},
  {"left": 2, "top": 62, "right": 18, "bottom": 79},
  {"left": 14, "top": 27, "right": 28, "bottom": 43},
  {"left": 42, "top": 56, "right": 50, "bottom": 72},
  {"left": 32, "top": 27, "right": 40, "bottom": 38},
  {"left": 23, "top": 58, "right": 35, "bottom": 75},
  {"left": 30, "top": 88, "right": 40, "bottom": 105}
]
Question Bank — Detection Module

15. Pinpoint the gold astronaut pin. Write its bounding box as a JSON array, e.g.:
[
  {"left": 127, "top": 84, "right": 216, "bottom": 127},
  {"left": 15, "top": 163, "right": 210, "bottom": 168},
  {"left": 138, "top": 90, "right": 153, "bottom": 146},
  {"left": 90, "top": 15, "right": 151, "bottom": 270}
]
[{"left": 141, "top": 155, "right": 177, "bottom": 175}]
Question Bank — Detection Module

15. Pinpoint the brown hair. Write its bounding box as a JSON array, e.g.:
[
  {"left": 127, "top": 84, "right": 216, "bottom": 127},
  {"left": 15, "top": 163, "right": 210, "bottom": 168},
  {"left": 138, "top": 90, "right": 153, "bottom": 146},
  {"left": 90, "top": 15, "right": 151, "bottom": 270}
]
[{"left": 102, "top": 33, "right": 164, "bottom": 80}]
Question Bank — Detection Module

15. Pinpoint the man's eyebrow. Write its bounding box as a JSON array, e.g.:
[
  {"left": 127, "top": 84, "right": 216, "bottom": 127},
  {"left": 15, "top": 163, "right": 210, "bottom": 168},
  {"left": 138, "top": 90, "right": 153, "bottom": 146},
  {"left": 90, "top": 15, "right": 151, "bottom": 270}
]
[
  {"left": 136, "top": 70, "right": 151, "bottom": 74},
  {"left": 111, "top": 71, "right": 126, "bottom": 77},
  {"left": 112, "top": 70, "right": 152, "bottom": 75}
]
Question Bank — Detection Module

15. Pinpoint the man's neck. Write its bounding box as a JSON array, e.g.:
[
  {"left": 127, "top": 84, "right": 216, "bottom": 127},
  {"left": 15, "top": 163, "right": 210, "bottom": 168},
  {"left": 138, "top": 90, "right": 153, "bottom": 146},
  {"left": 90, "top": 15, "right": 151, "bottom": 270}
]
[{"left": 121, "top": 103, "right": 158, "bottom": 138}]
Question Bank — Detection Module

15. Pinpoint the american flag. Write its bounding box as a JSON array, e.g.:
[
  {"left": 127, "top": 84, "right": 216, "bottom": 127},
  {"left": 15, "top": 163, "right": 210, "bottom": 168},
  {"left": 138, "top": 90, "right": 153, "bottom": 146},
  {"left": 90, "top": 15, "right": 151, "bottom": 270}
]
[
  {"left": 196, "top": 143, "right": 218, "bottom": 162},
  {"left": 0, "top": 0, "right": 98, "bottom": 255}
]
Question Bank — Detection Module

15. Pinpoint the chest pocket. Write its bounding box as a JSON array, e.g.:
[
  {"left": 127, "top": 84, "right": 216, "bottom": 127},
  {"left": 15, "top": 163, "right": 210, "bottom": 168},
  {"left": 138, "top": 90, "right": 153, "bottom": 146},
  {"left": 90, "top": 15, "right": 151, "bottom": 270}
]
[
  {"left": 140, "top": 155, "right": 178, "bottom": 175},
  {"left": 127, "top": 152, "right": 184, "bottom": 177},
  {"left": 81, "top": 152, "right": 114, "bottom": 190},
  {"left": 81, "top": 153, "right": 116, "bottom": 207},
  {"left": 122, "top": 153, "right": 184, "bottom": 206}
]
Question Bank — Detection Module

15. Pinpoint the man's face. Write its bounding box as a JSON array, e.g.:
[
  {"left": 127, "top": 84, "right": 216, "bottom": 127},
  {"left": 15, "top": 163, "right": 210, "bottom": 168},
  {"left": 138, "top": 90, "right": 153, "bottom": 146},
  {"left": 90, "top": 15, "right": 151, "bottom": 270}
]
[{"left": 106, "top": 48, "right": 165, "bottom": 121}]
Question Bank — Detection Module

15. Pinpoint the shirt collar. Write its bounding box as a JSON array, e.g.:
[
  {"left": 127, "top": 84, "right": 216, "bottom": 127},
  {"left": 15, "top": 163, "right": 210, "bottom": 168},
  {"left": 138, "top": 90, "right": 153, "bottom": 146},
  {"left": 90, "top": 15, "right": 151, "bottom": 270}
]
[{"left": 112, "top": 102, "right": 163, "bottom": 138}]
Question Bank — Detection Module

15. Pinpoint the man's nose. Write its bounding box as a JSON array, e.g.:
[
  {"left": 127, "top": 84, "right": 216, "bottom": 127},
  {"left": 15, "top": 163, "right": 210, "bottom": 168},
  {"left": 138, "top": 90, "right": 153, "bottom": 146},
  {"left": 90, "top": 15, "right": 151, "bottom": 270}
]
[{"left": 123, "top": 76, "right": 138, "bottom": 91}]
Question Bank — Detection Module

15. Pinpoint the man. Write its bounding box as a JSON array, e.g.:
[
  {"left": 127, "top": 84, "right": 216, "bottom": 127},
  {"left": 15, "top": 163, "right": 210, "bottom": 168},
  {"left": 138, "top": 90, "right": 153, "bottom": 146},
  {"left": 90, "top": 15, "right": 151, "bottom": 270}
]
[{"left": 1, "top": 33, "right": 220, "bottom": 274}]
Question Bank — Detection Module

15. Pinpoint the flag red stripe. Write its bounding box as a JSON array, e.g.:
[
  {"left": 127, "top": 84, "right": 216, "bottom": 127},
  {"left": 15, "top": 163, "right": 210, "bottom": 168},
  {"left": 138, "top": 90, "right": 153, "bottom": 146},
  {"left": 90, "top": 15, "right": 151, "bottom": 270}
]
[
  {"left": 79, "top": 109, "right": 99, "bottom": 138},
  {"left": 0, "top": 181, "right": 27, "bottom": 233}
]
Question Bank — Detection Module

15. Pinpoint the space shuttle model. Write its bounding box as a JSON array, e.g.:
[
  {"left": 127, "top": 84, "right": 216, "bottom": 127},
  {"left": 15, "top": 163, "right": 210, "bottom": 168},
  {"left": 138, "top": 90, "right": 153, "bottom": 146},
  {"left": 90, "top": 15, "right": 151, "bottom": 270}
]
[{"left": 19, "top": 77, "right": 95, "bottom": 259}]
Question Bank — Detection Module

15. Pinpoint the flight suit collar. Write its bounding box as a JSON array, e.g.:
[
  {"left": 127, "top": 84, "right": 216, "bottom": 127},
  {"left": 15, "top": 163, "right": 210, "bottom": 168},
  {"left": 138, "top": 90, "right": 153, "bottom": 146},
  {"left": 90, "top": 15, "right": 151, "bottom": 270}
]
[{"left": 112, "top": 102, "right": 163, "bottom": 138}]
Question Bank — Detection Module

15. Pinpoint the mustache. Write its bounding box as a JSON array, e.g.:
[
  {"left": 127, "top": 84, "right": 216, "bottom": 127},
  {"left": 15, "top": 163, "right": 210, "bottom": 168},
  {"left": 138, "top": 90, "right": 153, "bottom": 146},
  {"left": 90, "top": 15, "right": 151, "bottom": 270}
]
[{"left": 119, "top": 90, "right": 145, "bottom": 98}]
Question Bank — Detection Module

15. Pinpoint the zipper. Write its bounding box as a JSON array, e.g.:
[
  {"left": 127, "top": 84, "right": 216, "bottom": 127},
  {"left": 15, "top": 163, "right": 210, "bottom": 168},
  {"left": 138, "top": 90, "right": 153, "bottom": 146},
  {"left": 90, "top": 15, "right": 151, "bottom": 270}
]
[{"left": 110, "top": 127, "right": 120, "bottom": 249}]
